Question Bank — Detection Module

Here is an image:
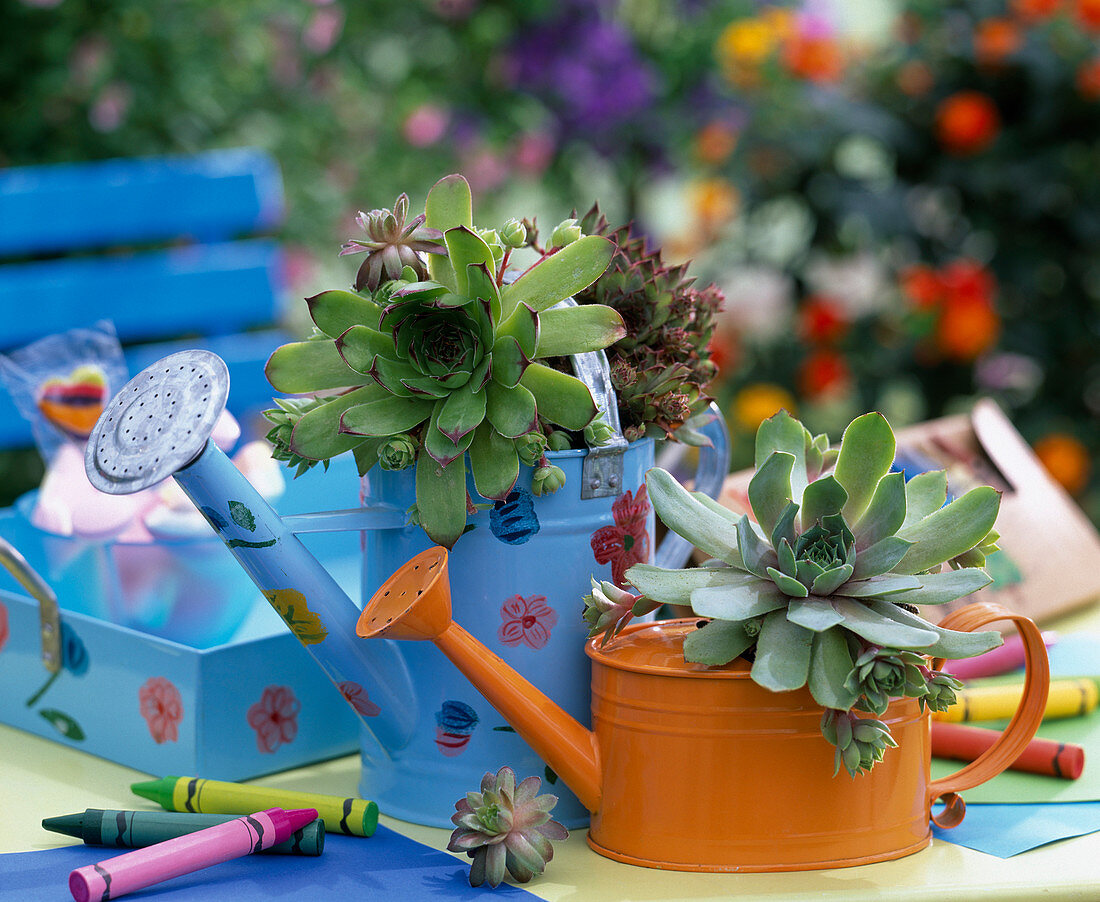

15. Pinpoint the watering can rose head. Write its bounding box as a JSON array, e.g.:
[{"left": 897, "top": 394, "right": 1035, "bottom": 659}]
[
  {"left": 620, "top": 409, "right": 1003, "bottom": 776},
  {"left": 263, "top": 174, "right": 625, "bottom": 548}
]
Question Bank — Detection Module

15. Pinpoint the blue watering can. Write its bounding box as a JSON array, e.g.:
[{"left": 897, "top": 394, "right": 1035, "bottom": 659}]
[{"left": 85, "top": 349, "right": 729, "bottom": 826}]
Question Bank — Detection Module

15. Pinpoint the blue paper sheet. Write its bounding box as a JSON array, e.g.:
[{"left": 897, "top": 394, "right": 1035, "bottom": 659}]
[
  {"left": 0, "top": 827, "right": 536, "bottom": 900},
  {"left": 932, "top": 802, "right": 1100, "bottom": 858}
]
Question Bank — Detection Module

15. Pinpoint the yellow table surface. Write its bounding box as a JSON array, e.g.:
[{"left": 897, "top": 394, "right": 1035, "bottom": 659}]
[{"left": 5, "top": 602, "right": 1100, "bottom": 901}]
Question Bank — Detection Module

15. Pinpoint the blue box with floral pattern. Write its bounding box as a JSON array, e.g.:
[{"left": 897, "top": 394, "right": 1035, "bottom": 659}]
[{"left": 0, "top": 459, "right": 361, "bottom": 779}]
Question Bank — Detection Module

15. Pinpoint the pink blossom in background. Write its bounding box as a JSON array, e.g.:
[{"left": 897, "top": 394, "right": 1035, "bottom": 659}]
[
  {"left": 89, "top": 82, "right": 132, "bottom": 133},
  {"left": 267, "top": 22, "right": 302, "bottom": 87},
  {"left": 68, "top": 36, "right": 109, "bottom": 90},
  {"left": 338, "top": 680, "right": 381, "bottom": 717},
  {"left": 514, "top": 131, "right": 556, "bottom": 176},
  {"left": 590, "top": 485, "right": 651, "bottom": 588},
  {"left": 304, "top": 6, "right": 344, "bottom": 54},
  {"left": 247, "top": 685, "right": 301, "bottom": 753},
  {"left": 403, "top": 104, "right": 451, "bottom": 148},
  {"left": 462, "top": 146, "right": 509, "bottom": 193},
  {"left": 498, "top": 594, "right": 558, "bottom": 650},
  {"left": 0, "top": 601, "right": 9, "bottom": 654},
  {"left": 138, "top": 677, "right": 183, "bottom": 744},
  {"left": 281, "top": 246, "right": 318, "bottom": 295},
  {"left": 19, "top": 0, "right": 64, "bottom": 7}
]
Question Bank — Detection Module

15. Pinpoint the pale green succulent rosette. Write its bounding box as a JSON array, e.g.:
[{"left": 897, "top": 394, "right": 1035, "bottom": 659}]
[
  {"left": 265, "top": 174, "right": 625, "bottom": 548},
  {"left": 625, "top": 409, "right": 1004, "bottom": 776}
]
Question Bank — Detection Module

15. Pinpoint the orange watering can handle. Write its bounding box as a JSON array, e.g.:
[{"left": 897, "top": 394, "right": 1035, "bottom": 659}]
[{"left": 927, "top": 600, "right": 1050, "bottom": 828}]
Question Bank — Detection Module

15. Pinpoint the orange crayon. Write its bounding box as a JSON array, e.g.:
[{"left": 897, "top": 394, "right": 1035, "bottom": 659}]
[{"left": 932, "top": 722, "right": 1085, "bottom": 780}]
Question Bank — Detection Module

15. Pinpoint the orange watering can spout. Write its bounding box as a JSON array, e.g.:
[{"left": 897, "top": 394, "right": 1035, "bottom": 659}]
[{"left": 356, "top": 547, "right": 603, "bottom": 814}]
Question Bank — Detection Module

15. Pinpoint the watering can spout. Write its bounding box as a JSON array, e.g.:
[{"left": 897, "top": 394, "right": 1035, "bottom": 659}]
[
  {"left": 357, "top": 547, "right": 603, "bottom": 814},
  {"left": 82, "top": 350, "right": 418, "bottom": 756}
]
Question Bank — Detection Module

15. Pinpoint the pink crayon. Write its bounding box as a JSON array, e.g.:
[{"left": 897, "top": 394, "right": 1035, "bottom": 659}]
[
  {"left": 944, "top": 631, "right": 1058, "bottom": 681},
  {"left": 68, "top": 807, "right": 318, "bottom": 902}
]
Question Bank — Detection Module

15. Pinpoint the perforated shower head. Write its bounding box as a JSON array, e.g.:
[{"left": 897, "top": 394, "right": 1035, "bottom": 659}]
[{"left": 84, "top": 349, "right": 230, "bottom": 495}]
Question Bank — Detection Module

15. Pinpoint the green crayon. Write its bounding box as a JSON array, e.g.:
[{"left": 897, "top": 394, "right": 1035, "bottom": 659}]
[
  {"left": 131, "top": 775, "right": 379, "bottom": 837},
  {"left": 42, "top": 808, "right": 325, "bottom": 855}
]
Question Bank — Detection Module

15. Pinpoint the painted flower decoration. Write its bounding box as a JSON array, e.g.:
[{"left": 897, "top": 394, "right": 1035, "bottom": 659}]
[
  {"left": 590, "top": 485, "right": 651, "bottom": 587},
  {"left": 264, "top": 589, "right": 329, "bottom": 645},
  {"left": 139, "top": 677, "right": 184, "bottom": 744},
  {"left": 338, "top": 680, "right": 381, "bottom": 718},
  {"left": 247, "top": 685, "right": 301, "bottom": 753},
  {"left": 498, "top": 594, "right": 558, "bottom": 650},
  {"left": 435, "top": 699, "right": 479, "bottom": 757}
]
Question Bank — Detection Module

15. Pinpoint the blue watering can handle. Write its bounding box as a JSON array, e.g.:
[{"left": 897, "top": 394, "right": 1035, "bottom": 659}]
[{"left": 652, "top": 401, "right": 731, "bottom": 571}]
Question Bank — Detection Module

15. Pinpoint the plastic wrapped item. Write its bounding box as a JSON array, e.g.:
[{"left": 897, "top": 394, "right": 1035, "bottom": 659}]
[
  {"left": 0, "top": 323, "right": 285, "bottom": 645},
  {"left": 0, "top": 321, "right": 127, "bottom": 463}
]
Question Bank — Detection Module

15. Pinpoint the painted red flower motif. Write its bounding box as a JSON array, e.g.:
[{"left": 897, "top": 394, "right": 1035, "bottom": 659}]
[
  {"left": 0, "top": 601, "right": 8, "bottom": 654},
  {"left": 247, "top": 685, "right": 301, "bottom": 753},
  {"left": 590, "top": 485, "right": 651, "bottom": 588},
  {"left": 138, "top": 677, "right": 183, "bottom": 744},
  {"left": 498, "top": 595, "right": 558, "bottom": 650},
  {"left": 337, "top": 680, "right": 381, "bottom": 717}
]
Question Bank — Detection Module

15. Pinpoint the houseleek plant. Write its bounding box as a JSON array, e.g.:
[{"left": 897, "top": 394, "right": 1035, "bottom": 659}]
[
  {"left": 264, "top": 175, "right": 624, "bottom": 548},
  {"left": 591, "top": 409, "right": 1004, "bottom": 776}
]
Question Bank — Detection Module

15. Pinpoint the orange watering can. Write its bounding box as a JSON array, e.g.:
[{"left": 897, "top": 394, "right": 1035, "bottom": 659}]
[{"left": 357, "top": 546, "right": 1050, "bottom": 873}]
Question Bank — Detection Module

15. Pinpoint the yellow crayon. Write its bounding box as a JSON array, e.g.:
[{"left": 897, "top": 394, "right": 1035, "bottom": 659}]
[
  {"left": 933, "top": 678, "right": 1099, "bottom": 724},
  {"left": 132, "top": 775, "right": 378, "bottom": 837}
]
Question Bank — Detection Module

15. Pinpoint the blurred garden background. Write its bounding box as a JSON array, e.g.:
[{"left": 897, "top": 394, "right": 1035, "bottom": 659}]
[{"left": 3, "top": 0, "right": 1098, "bottom": 521}]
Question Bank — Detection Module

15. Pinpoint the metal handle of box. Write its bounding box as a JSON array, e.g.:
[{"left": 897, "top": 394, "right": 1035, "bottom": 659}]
[{"left": 0, "top": 535, "right": 61, "bottom": 673}]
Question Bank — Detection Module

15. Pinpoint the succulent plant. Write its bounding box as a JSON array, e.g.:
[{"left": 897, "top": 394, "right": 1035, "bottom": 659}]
[
  {"left": 619, "top": 409, "right": 1004, "bottom": 775},
  {"left": 339, "top": 192, "right": 446, "bottom": 292},
  {"left": 447, "top": 765, "right": 568, "bottom": 888},
  {"left": 265, "top": 174, "right": 624, "bottom": 548},
  {"left": 582, "top": 577, "right": 660, "bottom": 647},
  {"left": 573, "top": 204, "right": 724, "bottom": 444}
]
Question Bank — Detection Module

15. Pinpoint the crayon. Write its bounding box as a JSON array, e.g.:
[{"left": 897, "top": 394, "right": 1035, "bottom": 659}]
[
  {"left": 944, "top": 631, "right": 1059, "bottom": 681},
  {"left": 43, "top": 808, "right": 324, "bottom": 856},
  {"left": 131, "top": 775, "right": 378, "bottom": 837},
  {"left": 932, "top": 722, "right": 1086, "bottom": 779},
  {"left": 933, "top": 678, "right": 1099, "bottom": 724},
  {"left": 68, "top": 807, "right": 317, "bottom": 902}
]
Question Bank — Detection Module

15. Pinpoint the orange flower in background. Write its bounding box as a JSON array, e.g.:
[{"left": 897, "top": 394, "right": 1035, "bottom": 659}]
[
  {"left": 1012, "top": 0, "right": 1063, "bottom": 19},
  {"left": 733, "top": 384, "right": 796, "bottom": 432},
  {"left": 690, "top": 177, "right": 740, "bottom": 239},
  {"left": 798, "top": 295, "right": 848, "bottom": 344},
  {"left": 1034, "top": 433, "right": 1091, "bottom": 494},
  {"left": 695, "top": 121, "right": 739, "bottom": 165},
  {"left": 798, "top": 349, "right": 851, "bottom": 399},
  {"left": 1075, "top": 0, "right": 1100, "bottom": 29},
  {"left": 708, "top": 328, "right": 740, "bottom": 375},
  {"left": 900, "top": 264, "right": 943, "bottom": 309},
  {"left": 936, "top": 91, "right": 1001, "bottom": 155},
  {"left": 782, "top": 33, "right": 845, "bottom": 83},
  {"left": 1077, "top": 58, "right": 1100, "bottom": 99},
  {"left": 897, "top": 60, "right": 935, "bottom": 97},
  {"left": 716, "top": 18, "right": 775, "bottom": 86},
  {"left": 975, "top": 19, "right": 1023, "bottom": 65},
  {"left": 935, "top": 294, "right": 1000, "bottom": 360}
]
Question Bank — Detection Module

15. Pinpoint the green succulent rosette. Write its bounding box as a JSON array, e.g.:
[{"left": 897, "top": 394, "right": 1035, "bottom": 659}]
[
  {"left": 624, "top": 409, "right": 1004, "bottom": 776},
  {"left": 265, "top": 174, "right": 625, "bottom": 548}
]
